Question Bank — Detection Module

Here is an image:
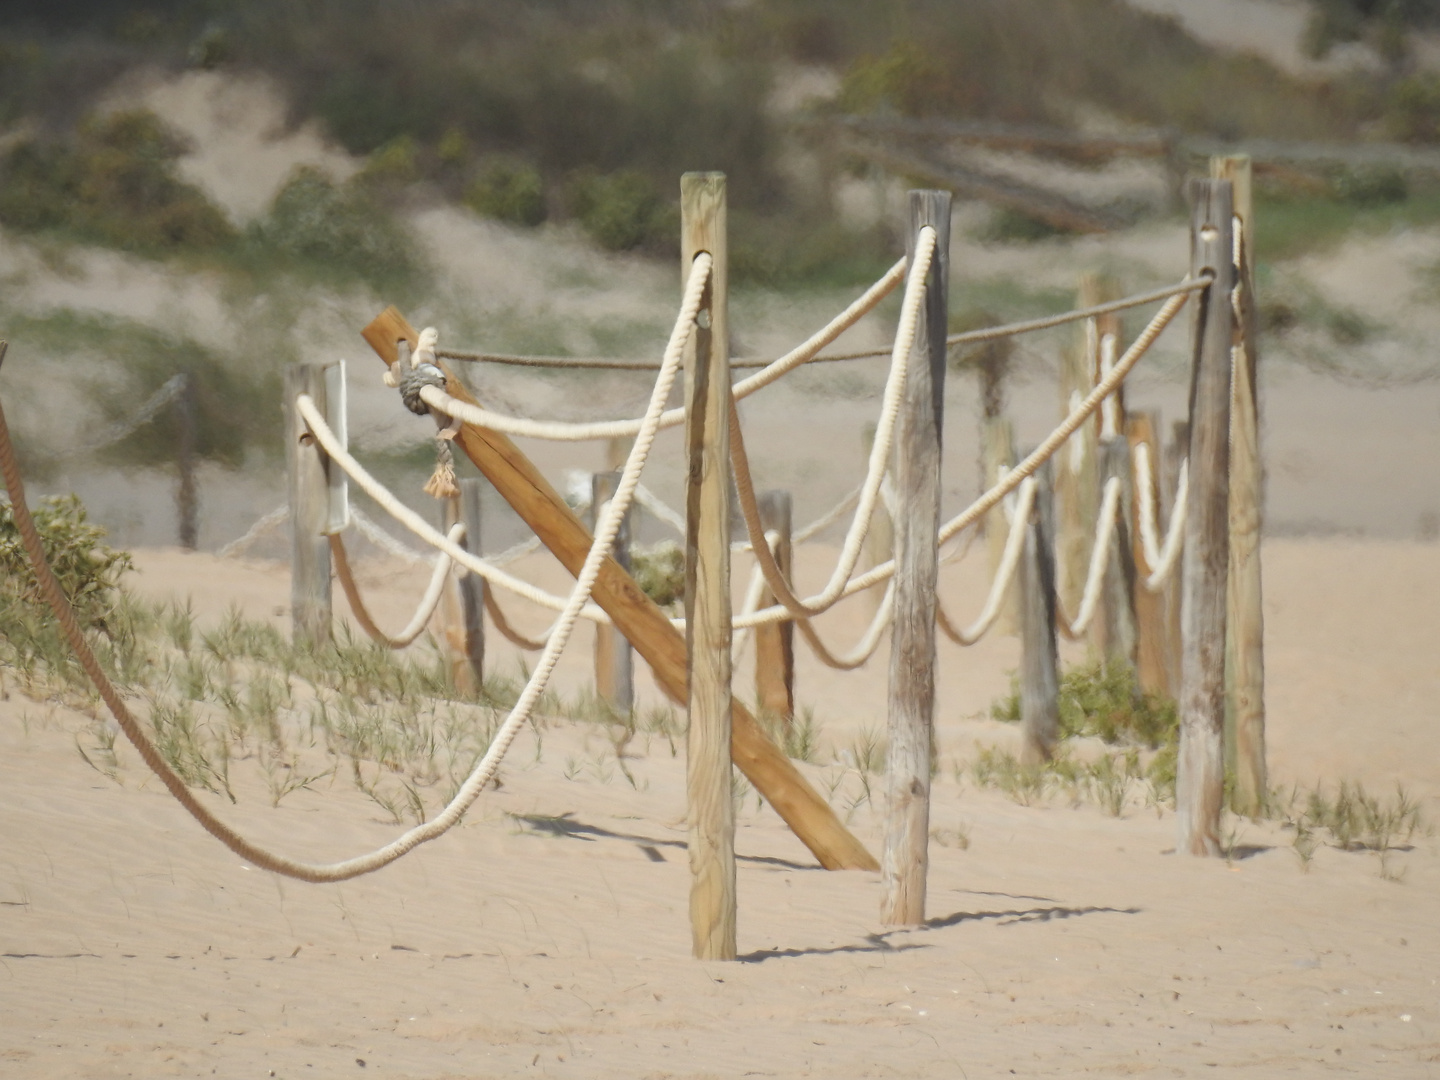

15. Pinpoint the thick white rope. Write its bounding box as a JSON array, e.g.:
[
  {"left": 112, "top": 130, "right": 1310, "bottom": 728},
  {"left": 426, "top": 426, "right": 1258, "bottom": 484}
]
[
  {"left": 297, "top": 398, "right": 615, "bottom": 627},
  {"left": 217, "top": 504, "right": 288, "bottom": 558},
  {"left": 733, "top": 280, "right": 1199, "bottom": 629},
  {"left": 331, "top": 523, "right": 464, "bottom": 649},
  {"left": 725, "top": 227, "right": 935, "bottom": 624},
  {"left": 1057, "top": 475, "right": 1121, "bottom": 639},
  {"left": 795, "top": 582, "right": 895, "bottom": 670},
  {"left": 416, "top": 257, "right": 909, "bottom": 442},
  {"left": 350, "top": 505, "right": 429, "bottom": 564},
  {"left": 1133, "top": 442, "right": 1188, "bottom": 591},
  {"left": 936, "top": 477, "right": 1036, "bottom": 646}
]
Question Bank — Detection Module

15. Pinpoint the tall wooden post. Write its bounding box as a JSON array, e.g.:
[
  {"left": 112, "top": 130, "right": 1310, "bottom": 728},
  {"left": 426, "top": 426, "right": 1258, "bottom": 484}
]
[
  {"left": 1176, "top": 180, "right": 1235, "bottom": 856},
  {"left": 882, "top": 189, "right": 950, "bottom": 927},
  {"left": 682, "top": 172, "right": 736, "bottom": 961},
  {"left": 754, "top": 490, "right": 795, "bottom": 725},
  {"left": 1163, "top": 419, "right": 1189, "bottom": 696},
  {"left": 447, "top": 479, "right": 486, "bottom": 692},
  {"left": 1212, "top": 154, "right": 1267, "bottom": 817},
  {"left": 1098, "top": 436, "right": 1138, "bottom": 674},
  {"left": 591, "top": 470, "right": 635, "bottom": 715},
  {"left": 1126, "top": 411, "right": 1170, "bottom": 697},
  {"left": 285, "top": 363, "right": 333, "bottom": 646},
  {"left": 176, "top": 372, "right": 198, "bottom": 550},
  {"left": 1055, "top": 280, "right": 1102, "bottom": 621},
  {"left": 1019, "top": 458, "right": 1059, "bottom": 765}
]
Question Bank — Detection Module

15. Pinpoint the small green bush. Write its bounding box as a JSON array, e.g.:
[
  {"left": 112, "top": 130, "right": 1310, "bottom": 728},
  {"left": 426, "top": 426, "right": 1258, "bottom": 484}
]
[
  {"left": 630, "top": 541, "right": 685, "bottom": 609},
  {"left": 992, "top": 659, "right": 1178, "bottom": 749},
  {"left": 0, "top": 109, "right": 235, "bottom": 255},
  {"left": 567, "top": 169, "right": 674, "bottom": 252},
  {"left": 0, "top": 494, "right": 132, "bottom": 633},
  {"left": 466, "top": 161, "right": 547, "bottom": 227}
]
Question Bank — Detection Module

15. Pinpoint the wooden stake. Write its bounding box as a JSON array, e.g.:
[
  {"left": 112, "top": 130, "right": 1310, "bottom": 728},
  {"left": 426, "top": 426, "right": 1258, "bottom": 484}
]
[
  {"left": 1098, "top": 436, "right": 1138, "bottom": 674},
  {"left": 358, "top": 324, "right": 877, "bottom": 875},
  {"left": 754, "top": 490, "right": 795, "bottom": 726},
  {"left": 1019, "top": 457, "right": 1059, "bottom": 765},
  {"left": 1055, "top": 279, "right": 1101, "bottom": 621},
  {"left": 176, "top": 372, "right": 198, "bottom": 550},
  {"left": 1164, "top": 419, "right": 1189, "bottom": 697},
  {"left": 882, "top": 189, "right": 950, "bottom": 927},
  {"left": 1126, "top": 411, "right": 1170, "bottom": 697},
  {"left": 1176, "top": 179, "right": 1235, "bottom": 857},
  {"left": 285, "top": 364, "right": 332, "bottom": 646},
  {"left": 448, "top": 479, "right": 485, "bottom": 692},
  {"left": 1211, "top": 154, "right": 1267, "bottom": 817},
  {"left": 591, "top": 470, "right": 634, "bottom": 715},
  {"left": 682, "top": 171, "right": 736, "bottom": 961}
]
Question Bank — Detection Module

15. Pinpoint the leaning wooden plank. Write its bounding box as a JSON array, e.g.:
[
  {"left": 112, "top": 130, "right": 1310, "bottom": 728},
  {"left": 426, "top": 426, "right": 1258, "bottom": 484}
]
[{"left": 361, "top": 306, "right": 879, "bottom": 872}]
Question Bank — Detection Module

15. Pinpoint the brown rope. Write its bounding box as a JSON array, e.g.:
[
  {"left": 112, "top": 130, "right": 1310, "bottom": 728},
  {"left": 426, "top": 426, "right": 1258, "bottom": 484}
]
[{"left": 483, "top": 587, "right": 548, "bottom": 652}]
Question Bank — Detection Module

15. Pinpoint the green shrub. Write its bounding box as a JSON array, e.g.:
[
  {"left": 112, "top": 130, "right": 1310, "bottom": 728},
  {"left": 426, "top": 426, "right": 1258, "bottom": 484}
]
[
  {"left": 466, "top": 161, "right": 547, "bottom": 227},
  {"left": 630, "top": 541, "right": 685, "bottom": 609},
  {"left": 992, "top": 659, "right": 1178, "bottom": 749},
  {"left": 567, "top": 169, "right": 674, "bottom": 252},
  {"left": 0, "top": 493, "right": 131, "bottom": 633},
  {"left": 0, "top": 108, "right": 234, "bottom": 254}
]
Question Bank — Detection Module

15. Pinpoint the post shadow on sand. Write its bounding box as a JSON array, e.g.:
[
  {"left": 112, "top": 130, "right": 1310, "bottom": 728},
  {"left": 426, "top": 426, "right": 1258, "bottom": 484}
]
[{"left": 509, "top": 812, "right": 819, "bottom": 871}]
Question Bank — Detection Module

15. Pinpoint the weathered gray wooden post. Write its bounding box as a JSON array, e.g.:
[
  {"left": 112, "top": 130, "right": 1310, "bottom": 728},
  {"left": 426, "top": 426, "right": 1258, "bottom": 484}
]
[
  {"left": 1212, "top": 154, "right": 1267, "bottom": 818},
  {"left": 591, "top": 469, "right": 634, "bottom": 715},
  {"left": 176, "top": 372, "right": 198, "bottom": 550},
  {"left": 447, "top": 478, "right": 485, "bottom": 691},
  {"left": 882, "top": 189, "right": 950, "bottom": 927},
  {"left": 285, "top": 362, "right": 338, "bottom": 646},
  {"left": 754, "top": 489, "right": 795, "bottom": 726},
  {"left": 682, "top": 171, "right": 736, "bottom": 961},
  {"left": 1126, "top": 410, "right": 1171, "bottom": 696},
  {"left": 1176, "top": 179, "right": 1235, "bottom": 856},
  {"left": 1098, "top": 435, "right": 1138, "bottom": 673},
  {"left": 1019, "top": 457, "right": 1059, "bottom": 765}
]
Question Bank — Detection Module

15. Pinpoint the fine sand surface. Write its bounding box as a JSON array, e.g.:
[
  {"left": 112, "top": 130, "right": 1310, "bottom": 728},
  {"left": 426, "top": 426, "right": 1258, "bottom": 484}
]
[{"left": 2, "top": 539, "right": 1437, "bottom": 1078}]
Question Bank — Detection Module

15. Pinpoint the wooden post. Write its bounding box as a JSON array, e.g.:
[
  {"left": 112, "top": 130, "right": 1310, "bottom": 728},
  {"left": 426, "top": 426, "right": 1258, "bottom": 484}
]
[
  {"left": 1211, "top": 154, "right": 1267, "bottom": 818},
  {"left": 358, "top": 325, "right": 878, "bottom": 876},
  {"left": 754, "top": 490, "right": 795, "bottom": 726},
  {"left": 882, "top": 189, "right": 950, "bottom": 927},
  {"left": 682, "top": 172, "right": 736, "bottom": 961},
  {"left": 1176, "top": 179, "right": 1235, "bottom": 857},
  {"left": 285, "top": 363, "right": 332, "bottom": 646},
  {"left": 1163, "top": 419, "right": 1189, "bottom": 697},
  {"left": 861, "top": 424, "right": 894, "bottom": 615},
  {"left": 446, "top": 479, "right": 486, "bottom": 692},
  {"left": 1055, "top": 280, "right": 1101, "bottom": 622},
  {"left": 1097, "top": 436, "right": 1138, "bottom": 674},
  {"left": 591, "top": 470, "right": 635, "bottom": 715},
  {"left": 1126, "top": 411, "right": 1170, "bottom": 697},
  {"left": 981, "top": 415, "right": 1018, "bottom": 634},
  {"left": 1018, "top": 457, "right": 1059, "bottom": 765},
  {"left": 176, "top": 372, "right": 198, "bottom": 550}
]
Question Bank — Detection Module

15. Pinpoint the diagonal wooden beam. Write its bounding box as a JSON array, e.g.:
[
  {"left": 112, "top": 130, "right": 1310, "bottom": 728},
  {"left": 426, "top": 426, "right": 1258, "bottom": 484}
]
[{"left": 361, "top": 306, "right": 879, "bottom": 872}]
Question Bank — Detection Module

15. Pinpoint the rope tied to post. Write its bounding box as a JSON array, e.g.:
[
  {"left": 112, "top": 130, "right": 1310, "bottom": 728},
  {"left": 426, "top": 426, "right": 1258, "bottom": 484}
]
[{"left": 399, "top": 361, "right": 448, "bottom": 415}]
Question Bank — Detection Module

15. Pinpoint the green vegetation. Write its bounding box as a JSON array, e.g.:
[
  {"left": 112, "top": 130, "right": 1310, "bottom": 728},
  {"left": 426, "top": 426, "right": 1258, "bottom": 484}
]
[{"left": 630, "top": 541, "right": 686, "bottom": 610}]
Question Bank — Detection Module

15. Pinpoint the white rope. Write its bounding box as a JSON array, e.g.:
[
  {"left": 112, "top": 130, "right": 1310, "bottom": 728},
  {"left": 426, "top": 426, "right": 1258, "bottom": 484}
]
[
  {"left": 298, "top": 398, "right": 615, "bottom": 627},
  {"left": 633, "top": 483, "right": 687, "bottom": 536},
  {"left": 725, "top": 227, "right": 935, "bottom": 625},
  {"left": 733, "top": 279, "right": 1199, "bottom": 629},
  {"left": 63, "top": 374, "right": 188, "bottom": 458},
  {"left": 937, "top": 477, "right": 1036, "bottom": 646},
  {"left": 349, "top": 505, "right": 429, "bottom": 564},
  {"left": 334, "top": 523, "right": 465, "bottom": 649},
  {"left": 730, "top": 535, "right": 776, "bottom": 661},
  {"left": 1134, "top": 443, "right": 1188, "bottom": 591},
  {"left": 1058, "top": 475, "right": 1121, "bottom": 639},
  {"left": 415, "top": 258, "right": 909, "bottom": 442},
  {"left": 796, "top": 581, "right": 894, "bottom": 670},
  {"left": 1099, "top": 333, "right": 1120, "bottom": 440},
  {"left": 217, "top": 504, "right": 288, "bottom": 558}
]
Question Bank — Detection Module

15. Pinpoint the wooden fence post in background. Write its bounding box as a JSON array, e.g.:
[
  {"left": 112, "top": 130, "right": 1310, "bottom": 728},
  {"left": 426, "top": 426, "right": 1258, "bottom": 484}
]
[
  {"left": 1163, "top": 419, "right": 1189, "bottom": 696},
  {"left": 176, "top": 372, "right": 198, "bottom": 550},
  {"left": 1055, "top": 277, "right": 1103, "bottom": 623},
  {"left": 443, "top": 479, "right": 485, "bottom": 693},
  {"left": 1176, "top": 179, "right": 1235, "bottom": 857},
  {"left": 682, "top": 172, "right": 736, "bottom": 961},
  {"left": 1212, "top": 154, "right": 1267, "bottom": 818},
  {"left": 861, "top": 423, "right": 894, "bottom": 616},
  {"left": 1098, "top": 436, "right": 1138, "bottom": 674},
  {"left": 285, "top": 363, "right": 333, "bottom": 646},
  {"left": 982, "top": 415, "right": 1017, "bottom": 635},
  {"left": 754, "top": 489, "right": 795, "bottom": 726},
  {"left": 882, "top": 189, "right": 950, "bottom": 927},
  {"left": 1019, "top": 457, "right": 1059, "bottom": 764},
  {"left": 592, "top": 469, "right": 635, "bottom": 715},
  {"left": 1127, "top": 410, "right": 1170, "bottom": 697}
]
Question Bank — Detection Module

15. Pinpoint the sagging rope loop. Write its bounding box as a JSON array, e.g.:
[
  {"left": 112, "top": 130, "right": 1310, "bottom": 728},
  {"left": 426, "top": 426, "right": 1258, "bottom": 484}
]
[{"left": 936, "top": 476, "right": 1036, "bottom": 647}]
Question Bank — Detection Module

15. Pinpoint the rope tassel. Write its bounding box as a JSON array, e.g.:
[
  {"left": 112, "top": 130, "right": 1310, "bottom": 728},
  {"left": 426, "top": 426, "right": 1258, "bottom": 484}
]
[{"left": 424, "top": 437, "right": 460, "bottom": 499}]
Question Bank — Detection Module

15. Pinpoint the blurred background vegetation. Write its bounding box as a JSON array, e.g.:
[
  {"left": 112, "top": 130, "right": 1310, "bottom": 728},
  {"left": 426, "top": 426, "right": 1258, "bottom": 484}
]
[{"left": 4, "top": 0, "right": 1440, "bottom": 286}]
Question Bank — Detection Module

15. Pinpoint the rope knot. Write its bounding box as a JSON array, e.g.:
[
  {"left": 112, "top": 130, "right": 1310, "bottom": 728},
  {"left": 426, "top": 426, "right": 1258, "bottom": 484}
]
[{"left": 399, "top": 363, "right": 447, "bottom": 415}]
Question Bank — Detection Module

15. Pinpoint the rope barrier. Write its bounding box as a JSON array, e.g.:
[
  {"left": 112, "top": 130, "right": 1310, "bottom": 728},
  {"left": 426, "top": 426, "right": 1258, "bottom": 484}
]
[
  {"left": 483, "top": 588, "right": 553, "bottom": 652},
  {"left": 725, "top": 226, "right": 935, "bottom": 624},
  {"left": 436, "top": 276, "right": 1207, "bottom": 373},
  {"left": 414, "top": 258, "right": 907, "bottom": 443},
  {"left": 61, "top": 373, "right": 188, "bottom": 459},
  {"left": 1133, "top": 443, "right": 1188, "bottom": 591},
  {"left": 734, "top": 277, "right": 1201, "bottom": 628},
  {"left": 0, "top": 256, "right": 709, "bottom": 883},
  {"left": 1056, "top": 475, "right": 1121, "bottom": 640},
  {"left": 216, "top": 504, "right": 288, "bottom": 559},
  {"left": 330, "top": 525, "right": 463, "bottom": 649},
  {"left": 936, "top": 477, "right": 1036, "bottom": 646}
]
